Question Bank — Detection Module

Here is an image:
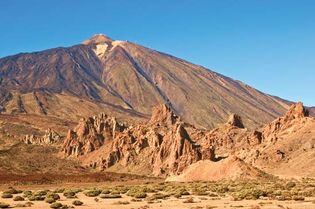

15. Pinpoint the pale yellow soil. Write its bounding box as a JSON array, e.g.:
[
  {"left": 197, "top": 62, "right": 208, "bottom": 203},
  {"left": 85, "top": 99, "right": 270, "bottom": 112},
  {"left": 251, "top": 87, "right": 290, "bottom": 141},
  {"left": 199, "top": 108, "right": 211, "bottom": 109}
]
[{"left": 1, "top": 192, "right": 315, "bottom": 209}]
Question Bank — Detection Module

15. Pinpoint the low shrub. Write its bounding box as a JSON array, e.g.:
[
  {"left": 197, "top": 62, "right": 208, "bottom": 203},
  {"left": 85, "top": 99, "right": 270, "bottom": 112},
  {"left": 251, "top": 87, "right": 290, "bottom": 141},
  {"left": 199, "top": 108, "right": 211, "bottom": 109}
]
[
  {"left": 134, "top": 192, "right": 147, "bottom": 199},
  {"left": 63, "top": 191, "right": 76, "bottom": 198},
  {"left": 0, "top": 203, "right": 9, "bottom": 208},
  {"left": 23, "top": 190, "right": 33, "bottom": 197},
  {"left": 114, "top": 201, "right": 130, "bottom": 205},
  {"left": 100, "top": 194, "right": 122, "bottom": 198},
  {"left": 53, "top": 188, "right": 65, "bottom": 193},
  {"left": 147, "top": 193, "right": 170, "bottom": 200},
  {"left": 46, "top": 193, "right": 60, "bottom": 200},
  {"left": 84, "top": 190, "right": 101, "bottom": 197},
  {"left": 101, "top": 189, "right": 111, "bottom": 194},
  {"left": 1, "top": 193, "right": 13, "bottom": 199},
  {"left": 13, "top": 196, "right": 25, "bottom": 201},
  {"left": 45, "top": 197, "right": 56, "bottom": 204},
  {"left": 50, "top": 202, "right": 63, "bottom": 209},
  {"left": 292, "top": 196, "right": 305, "bottom": 201},
  {"left": 286, "top": 182, "right": 296, "bottom": 190},
  {"left": 72, "top": 200, "right": 83, "bottom": 206},
  {"left": 34, "top": 190, "right": 48, "bottom": 196},
  {"left": 28, "top": 195, "right": 45, "bottom": 201},
  {"left": 4, "top": 187, "right": 22, "bottom": 194}
]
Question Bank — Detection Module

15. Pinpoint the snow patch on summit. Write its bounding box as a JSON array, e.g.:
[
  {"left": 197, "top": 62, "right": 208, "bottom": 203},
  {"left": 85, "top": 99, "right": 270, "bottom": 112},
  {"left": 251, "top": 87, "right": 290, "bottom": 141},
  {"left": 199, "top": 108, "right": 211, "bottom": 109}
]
[
  {"left": 111, "top": 40, "right": 127, "bottom": 50},
  {"left": 93, "top": 43, "right": 108, "bottom": 58}
]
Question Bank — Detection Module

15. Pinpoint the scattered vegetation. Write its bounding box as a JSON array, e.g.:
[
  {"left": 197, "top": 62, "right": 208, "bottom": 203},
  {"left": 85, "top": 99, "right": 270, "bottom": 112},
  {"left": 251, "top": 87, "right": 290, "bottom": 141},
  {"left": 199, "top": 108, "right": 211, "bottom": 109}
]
[
  {"left": 45, "top": 197, "right": 56, "bottom": 204},
  {"left": 84, "top": 189, "right": 101, "bottom": 197},
  {"left": 0, "top": 203, "right": 9, "bottom": 208},
  {"left": 13, "top": 196, "right": 25, "bottom": 201},
  {"left": 63, "top": 191, "right": 76, "bottom": 198},
  {"left": 72, "top": 200, "right": 83, "bottom": 206},
  {"left": 50, "top": 202, "right": 63, "bottom": 209},
  {"left": 1, "top": 193, "right": 12, "bottom": 199},
  {"left": 0, "top": 179, "right": 313, "bottom": 208},
  {"left": 113, "top": 200, "right": 130, "bottom": 205},
  {"left": 100, "top": 194, "right": 122, "bottom": 198}
]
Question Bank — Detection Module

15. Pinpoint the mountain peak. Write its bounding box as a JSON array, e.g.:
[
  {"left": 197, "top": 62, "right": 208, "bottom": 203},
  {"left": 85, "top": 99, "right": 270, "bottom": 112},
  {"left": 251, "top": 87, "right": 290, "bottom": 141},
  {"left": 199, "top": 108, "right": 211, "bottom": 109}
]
[{"left": 82, "top": 34, "right": 113, "bottom": 45}]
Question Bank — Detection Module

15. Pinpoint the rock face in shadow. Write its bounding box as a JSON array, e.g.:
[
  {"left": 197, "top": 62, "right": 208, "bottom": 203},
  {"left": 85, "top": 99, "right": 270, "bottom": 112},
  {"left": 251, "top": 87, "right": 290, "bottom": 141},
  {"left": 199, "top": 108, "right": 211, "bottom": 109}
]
[{"left": 227, "top": 114, "right": 245, "bottom": 128}]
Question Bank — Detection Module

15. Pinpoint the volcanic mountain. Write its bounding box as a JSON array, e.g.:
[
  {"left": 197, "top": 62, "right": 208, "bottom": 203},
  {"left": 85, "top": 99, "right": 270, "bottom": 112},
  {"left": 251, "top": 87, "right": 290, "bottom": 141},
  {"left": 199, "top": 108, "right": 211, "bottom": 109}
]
[{"left": 0, "top": 34, "right": 290, "bottom": 129}]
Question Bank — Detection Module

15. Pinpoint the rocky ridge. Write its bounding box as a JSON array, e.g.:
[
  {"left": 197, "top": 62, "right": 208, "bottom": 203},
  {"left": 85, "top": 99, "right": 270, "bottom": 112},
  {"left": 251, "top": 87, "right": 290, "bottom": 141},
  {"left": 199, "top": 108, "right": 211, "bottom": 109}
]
[{"left": 62, "top": 102, "right": 315, "bottom": 178}]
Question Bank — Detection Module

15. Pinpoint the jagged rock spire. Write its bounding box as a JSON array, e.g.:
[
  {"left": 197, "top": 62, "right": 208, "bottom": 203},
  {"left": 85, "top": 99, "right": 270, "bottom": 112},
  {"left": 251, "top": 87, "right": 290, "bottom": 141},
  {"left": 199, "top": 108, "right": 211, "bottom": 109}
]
[
  {"left": 284, "top": 102, "right": 308, "bottom": 120},
  {"left": 149, "top": 103, "right": 178, "bottom": 126},
  {"left": 227, "top": 113, "right": 245, "bottom": 128}
]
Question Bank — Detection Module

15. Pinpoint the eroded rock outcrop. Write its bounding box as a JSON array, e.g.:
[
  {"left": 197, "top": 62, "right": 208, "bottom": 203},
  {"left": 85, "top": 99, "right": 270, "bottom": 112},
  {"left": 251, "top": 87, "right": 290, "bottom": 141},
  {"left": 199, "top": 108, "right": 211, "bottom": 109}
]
[
  {"left": 63, "top": 104, "right": 214, "bottom": 176},
  {"left": 227, "top": 113, "right": 245, "bottom": 128},
  {"left": 22, "top": 128, "right": 61, "bottom": 145},
  {"left": 63, "top": 113, "right": 126, "bottom": 156},
  {"left": 62, "top": 102, "right": 315, "bottom": 178},
  {"left": 262, "top": 102, "right": 309, "bottom": 142}
]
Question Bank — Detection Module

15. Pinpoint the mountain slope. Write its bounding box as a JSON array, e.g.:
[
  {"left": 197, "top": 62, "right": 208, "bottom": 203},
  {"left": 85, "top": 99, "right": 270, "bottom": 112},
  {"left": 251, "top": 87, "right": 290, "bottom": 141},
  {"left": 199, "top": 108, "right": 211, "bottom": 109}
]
[{"left": 0, "top": 34, "right": 290, "bottom": 129}]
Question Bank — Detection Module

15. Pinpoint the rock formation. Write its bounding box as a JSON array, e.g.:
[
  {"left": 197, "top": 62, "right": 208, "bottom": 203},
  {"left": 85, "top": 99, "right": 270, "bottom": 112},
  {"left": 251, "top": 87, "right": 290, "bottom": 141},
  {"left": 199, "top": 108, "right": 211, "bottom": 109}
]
[
  {"left": 63, "top": 104, "right": 214, "bottom": 176},
  {"left": 63, "top": 113, "right": 126, "bottom": 156},
  {"left": 62, "top": 102, "right": 315, "bottom": 178},
  {"left": 227, "top": 113, "right": 245, "bottom": 128},
  {"left": 22, "top": 128, "right": 61, "bottom": 145}
]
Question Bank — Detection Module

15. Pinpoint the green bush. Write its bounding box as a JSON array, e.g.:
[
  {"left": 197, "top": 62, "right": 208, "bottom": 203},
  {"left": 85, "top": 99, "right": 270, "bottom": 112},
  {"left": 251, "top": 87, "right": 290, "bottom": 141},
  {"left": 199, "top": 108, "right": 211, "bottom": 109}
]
[
  {"left": 292, "top": 196, "right": 305, "bottom": 201},
  {"left": 286, "top": 182, "right": 296, "bottom": 190},
  {"left": 1, "top": 193, "right": 13, "bottom": 199},
  {"left": 45, "top": 197, "right": 56, "bottom": 204},
  {"left": 46, "top": 193, "right": 60, "bottom": 200},
  {"left": 233, "top": 189, "right": 267, "bottom": 200},
  {"left": 134, "top": 192, "right": 147, "bottom": 199},
  {"left": 147, "top": 193, "right": 170, "bottom": 200},
  {"left": 35, "top": 190, "right": 48, "bottom": 196},
  {"left": 101, "top": 189, "right": 111, "bottom": 194},
  {"left": 23, "top": 190, "right": 33, "bottom": 197},
  {"left": 4, "top": 187, "right": 22, "bottom": 194},
  {"left": 84, "top": 190, "right": 101, "bottom": 197},
  {"left": 0, "top": 203, "right": 9, "bottom": 208},
  {"left": 100, "top": 194, "right": 122, "bottom": 198},
  {"left": 13, "top": 196, "right": 25, "bottom": 201},
  {"left": 127, "top": 188, "right": 147, "bottom": 198},
  {"left": 53, "top": 188, "right": 65, "bottom": 193},
  {"left": 72, "top": 200, "right": 83, "bottom": 206},
  {"left": 63, "top": 191, "right": 76, "bottom": 198},
  {"left": 50, "top": 202, "right": 63, "bottom": 209},
  {"left": 28, "top": 194, "right": 46, "bottom": 201}
]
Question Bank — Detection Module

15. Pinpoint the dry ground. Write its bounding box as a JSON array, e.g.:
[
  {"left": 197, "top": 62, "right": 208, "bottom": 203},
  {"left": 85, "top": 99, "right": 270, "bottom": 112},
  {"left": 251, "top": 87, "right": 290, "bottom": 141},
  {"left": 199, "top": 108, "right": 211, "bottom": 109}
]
[{"left": 0, "top": 179, "right": 314, "bottom": 209}]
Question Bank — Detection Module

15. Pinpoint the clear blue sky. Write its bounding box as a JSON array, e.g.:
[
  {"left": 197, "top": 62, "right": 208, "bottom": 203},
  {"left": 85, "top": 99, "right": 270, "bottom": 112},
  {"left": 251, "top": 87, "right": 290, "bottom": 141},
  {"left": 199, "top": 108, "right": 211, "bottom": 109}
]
[{"left": 1, "top": 0, "right": 314, "bottom": 106}]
